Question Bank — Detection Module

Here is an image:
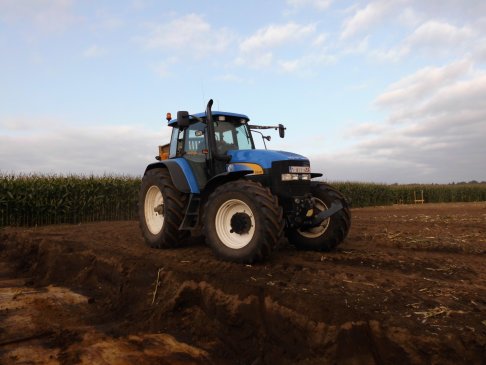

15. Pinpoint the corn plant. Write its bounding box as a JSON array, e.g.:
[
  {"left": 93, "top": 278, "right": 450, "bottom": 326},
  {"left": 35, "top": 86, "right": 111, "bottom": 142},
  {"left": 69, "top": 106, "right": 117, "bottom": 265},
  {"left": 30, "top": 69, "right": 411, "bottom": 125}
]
[
  {"left": 1, "top": 174, "right": 485, "bottom": 227},
  {"left": 0, "top": 173, "right": 140, "bottom": 227}
]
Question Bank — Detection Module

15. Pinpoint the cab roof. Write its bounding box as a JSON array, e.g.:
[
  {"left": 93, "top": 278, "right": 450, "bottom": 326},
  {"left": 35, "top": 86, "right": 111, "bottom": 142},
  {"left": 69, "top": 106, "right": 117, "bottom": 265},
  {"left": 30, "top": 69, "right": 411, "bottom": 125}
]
[{"left": 168, "top": 111, "right": 250, "bottom": 127}]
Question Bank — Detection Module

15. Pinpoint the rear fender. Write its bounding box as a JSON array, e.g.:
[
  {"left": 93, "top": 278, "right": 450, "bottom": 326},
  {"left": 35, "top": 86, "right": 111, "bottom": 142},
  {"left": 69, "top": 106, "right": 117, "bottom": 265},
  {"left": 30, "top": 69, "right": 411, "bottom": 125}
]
[{"left": 144, "top": 159, "right": 198, "bottom": 193}]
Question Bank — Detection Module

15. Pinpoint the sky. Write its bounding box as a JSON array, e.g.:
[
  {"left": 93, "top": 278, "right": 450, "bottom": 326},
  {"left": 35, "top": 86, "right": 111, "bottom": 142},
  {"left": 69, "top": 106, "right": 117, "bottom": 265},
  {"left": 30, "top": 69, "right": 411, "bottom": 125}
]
[{"left": 1, "top": 0, "right": 485, "bottom": 183}]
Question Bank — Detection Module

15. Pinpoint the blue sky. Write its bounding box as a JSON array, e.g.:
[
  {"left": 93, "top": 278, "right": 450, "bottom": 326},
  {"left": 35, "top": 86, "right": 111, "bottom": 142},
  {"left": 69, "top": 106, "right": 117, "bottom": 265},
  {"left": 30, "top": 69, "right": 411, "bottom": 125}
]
[{"left": 1, "top": 0, "right": 485, "bottom": 183}]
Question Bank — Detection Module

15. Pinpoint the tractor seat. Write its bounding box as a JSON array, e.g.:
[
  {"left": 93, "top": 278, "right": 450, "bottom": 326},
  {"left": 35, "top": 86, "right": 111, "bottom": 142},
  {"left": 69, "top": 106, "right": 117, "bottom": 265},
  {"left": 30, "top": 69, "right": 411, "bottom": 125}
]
[{"left": 217, "top": 141, "right": 237, "bottom": 154}]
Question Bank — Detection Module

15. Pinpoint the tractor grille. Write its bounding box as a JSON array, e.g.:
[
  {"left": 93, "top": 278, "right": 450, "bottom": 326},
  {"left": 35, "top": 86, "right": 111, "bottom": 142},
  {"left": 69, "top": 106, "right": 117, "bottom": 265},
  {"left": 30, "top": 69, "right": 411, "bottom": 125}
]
[{"left": 270, "top": 160, "right": 311, "bottom": 198}]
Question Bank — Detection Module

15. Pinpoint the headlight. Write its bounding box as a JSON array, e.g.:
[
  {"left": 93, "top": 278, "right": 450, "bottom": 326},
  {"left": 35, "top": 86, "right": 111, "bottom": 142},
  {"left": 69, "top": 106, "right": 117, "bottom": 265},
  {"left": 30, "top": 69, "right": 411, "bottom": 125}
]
[
  {"left": 282, "top": 173, "right": 309, "bottom": 181},
  {"left": 282, "top": 173, "right": 295, "bottom": 181}
]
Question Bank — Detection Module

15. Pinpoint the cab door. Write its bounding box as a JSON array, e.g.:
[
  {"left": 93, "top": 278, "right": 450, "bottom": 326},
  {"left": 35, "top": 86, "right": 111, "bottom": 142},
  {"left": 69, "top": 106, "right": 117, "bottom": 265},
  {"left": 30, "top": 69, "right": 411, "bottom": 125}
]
[{"left": 183, "top": 122, "right": 209, "bottom": 188}]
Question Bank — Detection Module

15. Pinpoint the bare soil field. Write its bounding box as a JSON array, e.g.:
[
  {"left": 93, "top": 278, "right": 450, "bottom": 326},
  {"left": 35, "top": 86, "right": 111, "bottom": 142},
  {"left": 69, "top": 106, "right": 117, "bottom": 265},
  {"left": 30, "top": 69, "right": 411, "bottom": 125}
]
[{"left": 0, "top": 202, "right": 485, "bottom": 364}]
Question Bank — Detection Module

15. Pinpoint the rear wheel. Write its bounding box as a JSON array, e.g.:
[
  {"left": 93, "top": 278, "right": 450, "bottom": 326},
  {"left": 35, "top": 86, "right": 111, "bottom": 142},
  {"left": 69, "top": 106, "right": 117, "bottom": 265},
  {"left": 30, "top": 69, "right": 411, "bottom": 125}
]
[
  {"left": 204, "top": 180, "right": 284, "bottom": 263},
  {"left": 287, "top": 182, "right": 351, "bottom": 251},
  {"left": 138, "top": 168, "right": 189, "bottom": 248}
]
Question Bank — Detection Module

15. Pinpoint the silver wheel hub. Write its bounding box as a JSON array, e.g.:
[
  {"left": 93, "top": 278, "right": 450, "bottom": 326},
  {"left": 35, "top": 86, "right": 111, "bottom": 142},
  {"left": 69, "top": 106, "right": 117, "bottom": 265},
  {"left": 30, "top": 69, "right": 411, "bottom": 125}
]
[
  {"left": 215, "top": 199, "right": 255, "bottom": 249},
  {"left": 145, "top": 185, "right": 164, "bottom": 235},
  {"left": 298, "top": 197, "right": 330, "bottom": 238}
]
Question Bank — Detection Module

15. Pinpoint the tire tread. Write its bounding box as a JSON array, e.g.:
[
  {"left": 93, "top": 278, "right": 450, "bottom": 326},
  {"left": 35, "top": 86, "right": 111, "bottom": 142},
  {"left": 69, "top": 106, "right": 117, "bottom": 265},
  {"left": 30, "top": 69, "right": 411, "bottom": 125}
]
[
  {"left": 288, "top": 182, "right": 351, "bottom": 251},
  {"left": 204, "top": 179, "right": 284, "bottom": 263},
  {"left": 138, "top": 168, "right": 189, "bottom": 248}
]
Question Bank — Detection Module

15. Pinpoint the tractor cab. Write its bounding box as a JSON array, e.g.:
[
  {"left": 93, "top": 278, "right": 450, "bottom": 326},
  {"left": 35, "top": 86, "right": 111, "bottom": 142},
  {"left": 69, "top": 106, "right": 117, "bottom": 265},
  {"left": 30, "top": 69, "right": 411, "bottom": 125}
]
[
  {"left": 165, "top": 101, "right": 288, "bottom": 191},
  {"left": 167, "top": 111, "right": 256, "bottom": 188},
  {"left": 168, "top": 111, "right": 253, "bottom": 155}
]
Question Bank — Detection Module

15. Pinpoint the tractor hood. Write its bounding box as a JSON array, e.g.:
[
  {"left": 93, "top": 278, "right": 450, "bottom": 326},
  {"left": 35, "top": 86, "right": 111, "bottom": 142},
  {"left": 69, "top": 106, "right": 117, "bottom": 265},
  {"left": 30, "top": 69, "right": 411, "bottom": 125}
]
[{"left": 226, "top": 149, "right": 309, "bottom": 169}]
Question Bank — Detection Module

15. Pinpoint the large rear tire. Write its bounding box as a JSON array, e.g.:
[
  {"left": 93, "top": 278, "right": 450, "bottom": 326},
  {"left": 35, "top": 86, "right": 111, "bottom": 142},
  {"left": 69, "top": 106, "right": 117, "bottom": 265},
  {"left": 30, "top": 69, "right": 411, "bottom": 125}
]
[
  {"left": 287, "top": 182, "right": 351, "bottom": 251},
  {"left": 138, "top": 168, "right": 189, "bottom": 248},
  {"left": 204, "top": 180, "right": 284, "bottom": 263}
]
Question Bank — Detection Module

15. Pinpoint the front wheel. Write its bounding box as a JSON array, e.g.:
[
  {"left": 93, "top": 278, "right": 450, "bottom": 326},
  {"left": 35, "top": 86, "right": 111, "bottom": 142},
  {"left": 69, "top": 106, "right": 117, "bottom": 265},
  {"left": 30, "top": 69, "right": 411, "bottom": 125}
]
[
  {"left": 287, "top": 182, "right": 351, "bottom": 251},
  {"left": 203, "top": 180, "right": 284, "bottom": 263}
]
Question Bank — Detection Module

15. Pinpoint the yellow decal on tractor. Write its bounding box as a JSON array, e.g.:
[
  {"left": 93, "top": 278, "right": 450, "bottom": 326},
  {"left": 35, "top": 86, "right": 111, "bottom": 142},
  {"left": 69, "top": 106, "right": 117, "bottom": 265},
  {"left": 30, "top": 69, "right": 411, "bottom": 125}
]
[{"left": 234, "top": 163, "right": 264, "bottom": 175}]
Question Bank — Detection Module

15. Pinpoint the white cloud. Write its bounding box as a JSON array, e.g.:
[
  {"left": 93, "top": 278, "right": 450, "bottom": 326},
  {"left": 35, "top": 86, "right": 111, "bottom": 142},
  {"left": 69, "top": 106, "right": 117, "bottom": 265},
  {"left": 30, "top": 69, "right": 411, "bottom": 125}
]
[
  {"left": 375, "top": 60, "right": 486, "bottom": 129},
  {"left": 278, "top": 53, "right": 336, "bottom": 73},
  {"left": 240, "top": 22, "right": 316, "bottom": 53},
  {"left": 340, "top": 0, "right": 398, "bottom": 39},
  {"left": 369, "top": 47, "right": 409, "bottom": 63},
  {"left": 346, "top": 82, "right": 370, "bottom": 91},
  {"left": 406, "top": 20, "right": 474, "bottom": 50},
  {"left": 327, "top": 60, "right": 486, "bottom": 183},
  {"left": 235, "top": 52, "right": 274, "bottom": 69},
  {"left": 237, "top": 22, "right": 317, "bottom": 70},
  {"left": 83, "top": 45, "right": 107, "bottom": 58},
  {"left": 397, "top": 7, "right": 422, "bottom": 28},
  {"left": 404, "top": 20, "right": 473, "bottom": 56},
  {"left": 340, "top": 2, "right": 483, "bottom": 65},
  {"left": 375, "top": 59, "right": 473, "bottom": 109},
  {"left": 345, "top": 122, "right": 385, "bottom": 137},
  {"left": 131, "top": 0, "right": 151, "bottom": 11},
  {"left": 0, "top": 118, "right": 170, "bottom": 175},
  {"left": 152, "top": 57, "right": 178, "bottom": 78},
  {"left": 339, "top": 0, "right": 482, "bottom": 41},
  {"left": 90, "top": 15, "right": 124, "bottom": 32},
  {"left": 216, "top": 74, "right": 253, "bottom": 84},
  {"left": 279, "top": 59, "right": 301, "bottom": 73},
  {"left": 0, "top": 117, "right": 62, "bottom": 132},
  {"left": 411, "top": 1, "right": 486, "bottom": 22},
  {"left": 407, "top": 71, "right": 486, "bottom": 119},
  {"left": 141, "top": 13, "right": 234, "bottom": 56},
  {"left": 312, "top": 33, "right": 328, "bottom": 47},
  {"left": 342, "top": 36, "right": 369, "bottom": 55},
  {"left": 370, "top": 20, "right": 476, "bottom": 62},
  {"left": 287, "top": 0, "right": 332, "bottom": 11},
  {"left": 0, "top": 0, "right": 79, "bottom": 32}
]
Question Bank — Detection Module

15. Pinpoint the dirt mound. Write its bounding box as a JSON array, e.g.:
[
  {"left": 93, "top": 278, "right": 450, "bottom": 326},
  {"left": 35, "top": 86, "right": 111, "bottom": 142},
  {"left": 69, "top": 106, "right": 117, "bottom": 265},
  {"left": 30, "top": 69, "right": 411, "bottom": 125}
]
[{"left": 1, "top": 202, "right": 485, "bottom": 364}]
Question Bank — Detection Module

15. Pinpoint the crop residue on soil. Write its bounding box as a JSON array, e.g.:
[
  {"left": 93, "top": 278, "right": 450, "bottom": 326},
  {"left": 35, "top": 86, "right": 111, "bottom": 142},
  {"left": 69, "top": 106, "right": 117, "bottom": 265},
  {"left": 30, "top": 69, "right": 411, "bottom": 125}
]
[{"left": 0, "top": 202, "right": 485, "bottom": 364}]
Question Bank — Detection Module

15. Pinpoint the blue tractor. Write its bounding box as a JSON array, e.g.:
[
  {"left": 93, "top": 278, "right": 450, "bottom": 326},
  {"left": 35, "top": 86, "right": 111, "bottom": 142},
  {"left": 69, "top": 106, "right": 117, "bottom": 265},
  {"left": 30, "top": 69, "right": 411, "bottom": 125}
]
[{"left": 139, "top": 100, "right": 350, "bottom": 263}]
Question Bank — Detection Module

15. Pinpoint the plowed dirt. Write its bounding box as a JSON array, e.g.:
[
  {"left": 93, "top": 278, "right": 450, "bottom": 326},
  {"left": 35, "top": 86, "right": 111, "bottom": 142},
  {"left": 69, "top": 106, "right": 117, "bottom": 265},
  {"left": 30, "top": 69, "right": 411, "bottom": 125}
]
[{"left": 0, "top": 202, "right": 485, "bottom": 364}]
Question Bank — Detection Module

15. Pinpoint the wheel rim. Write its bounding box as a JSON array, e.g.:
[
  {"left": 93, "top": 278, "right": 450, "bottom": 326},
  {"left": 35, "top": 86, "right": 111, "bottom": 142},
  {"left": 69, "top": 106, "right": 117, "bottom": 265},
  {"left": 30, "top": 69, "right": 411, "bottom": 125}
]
[
  {"left": 215, "top": 199, "right": 255, "bottom": 249},
  {"left": 145, "top": 185, "right": 164, "bottom": 235},
  {"left": 297, "top": 197, "right": 330, "bottom": 238}
]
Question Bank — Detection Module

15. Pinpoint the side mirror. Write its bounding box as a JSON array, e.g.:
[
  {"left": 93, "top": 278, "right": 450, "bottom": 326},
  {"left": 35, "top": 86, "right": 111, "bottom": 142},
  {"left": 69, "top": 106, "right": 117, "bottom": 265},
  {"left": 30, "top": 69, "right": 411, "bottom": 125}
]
[
  {"left": 278, "top": 124, "right": 286, "bottom": 138},
  {"left": 177, "top": 111, "right": 190, "bottom": 128}
]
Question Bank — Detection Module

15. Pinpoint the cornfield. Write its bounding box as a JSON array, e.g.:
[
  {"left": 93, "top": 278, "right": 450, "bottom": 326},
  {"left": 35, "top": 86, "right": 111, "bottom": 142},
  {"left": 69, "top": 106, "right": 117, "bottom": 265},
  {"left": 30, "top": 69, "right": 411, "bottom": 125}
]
[
  {"left": 0, "top": 173, "right": 140, "bottom": 227},
  {"left": 331, "top": 181, "right": 486, "bottom": 208},
  {"left": 1, "top": 174, "right": 485, "bottom": 227}
]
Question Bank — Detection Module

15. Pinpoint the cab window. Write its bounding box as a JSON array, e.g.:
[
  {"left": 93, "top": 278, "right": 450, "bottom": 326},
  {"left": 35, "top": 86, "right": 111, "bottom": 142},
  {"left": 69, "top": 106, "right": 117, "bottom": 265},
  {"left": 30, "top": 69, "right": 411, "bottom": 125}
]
[
  {"left": 169, "top": 127, "right": 182, "bottom": 158},
  {"left": 184, "top": 122, "right": 207, "bottom": 157},
  {"left": 214, "top": 121, "right": 253, "bottom": 153}
]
